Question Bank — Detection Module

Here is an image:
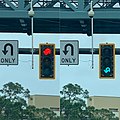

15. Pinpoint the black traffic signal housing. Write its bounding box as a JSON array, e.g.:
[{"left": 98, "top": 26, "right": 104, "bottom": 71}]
[
  {"left": 39, "top": 43, "right": 55, "bottom": 79},
  {"left": 99, "top": 43, "right": 115, "bottom": 79}
]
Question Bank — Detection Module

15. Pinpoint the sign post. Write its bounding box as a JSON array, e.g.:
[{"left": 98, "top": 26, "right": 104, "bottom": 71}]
[
  {"left": 60, "top": 40, "right": 79, "bottom": 65},
  {"left": 0, "top": 40, "right": 18, "bottom": 65}
]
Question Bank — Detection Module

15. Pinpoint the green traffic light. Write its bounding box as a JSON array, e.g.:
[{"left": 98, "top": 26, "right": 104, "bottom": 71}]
[{"left": 99, "top": 43, "right": 115, "bottom": 79}]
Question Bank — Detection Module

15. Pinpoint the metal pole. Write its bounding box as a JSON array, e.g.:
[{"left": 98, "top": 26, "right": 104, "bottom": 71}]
[
  {"left": 28, "top": 0, "right": 35, "bottom": 69},
  {"left": 30, "top": 0, "right": 33, "bottom": 9},
  {"left": 91, "top": 17, "right": 94, "bottom": 69},
  {"left": 88, "top": 0, "right": 94, "bottom": 69},
  {"left": 31, "top": 0, "right": 34, "bottom": 69},
  {"left": 19, "top": 48, "right": 120, "bottom": 55},
  {"left": 31, "top": 16, "right": 34, "bottom": 69}
]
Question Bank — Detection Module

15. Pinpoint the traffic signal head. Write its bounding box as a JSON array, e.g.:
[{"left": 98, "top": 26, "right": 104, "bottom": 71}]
[
  {"left": 39, "top": 43, "right": 55, "bottom": 79},
  {"left": 99, "top": 43, "right": 115, "bottom": 79}
]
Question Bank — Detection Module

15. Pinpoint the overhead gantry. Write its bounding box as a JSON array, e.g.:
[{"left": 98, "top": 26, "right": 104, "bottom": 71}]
[{"left": 0, "top": 0, "right": 120, "bottom": 35}]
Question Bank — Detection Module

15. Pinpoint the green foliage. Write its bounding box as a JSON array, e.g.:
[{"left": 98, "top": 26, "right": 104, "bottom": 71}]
[
  {"left": 60, "top": 83, "right": 119, "bottom": 120},
  {"left": 0, "top": 82, "right": 119, "bottom": 120},
  {"left": 86, "top": 106, "right": 119, "bottom": 120},
  {"left": 0, "top": 82, "right": 59, "bottom": 120},
  {"left": 38, "top": 108, "right": 58, "bottom": 120},
  {"left": 0, "top": 82, "right": 30, "bottom": 120},
  {"left": 60, "top": 83, "right": 89, "bottom": 119},
  {"left": 0, "top": 82, "right": 30, "bottom": 99},
  {"left": 60, "top": 83, "right": 89, "bottom": 100}
]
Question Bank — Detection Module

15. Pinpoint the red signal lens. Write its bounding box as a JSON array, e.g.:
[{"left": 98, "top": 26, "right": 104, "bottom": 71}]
[{"left": 43, "top": 48, "right": 52, "bottom": 55}]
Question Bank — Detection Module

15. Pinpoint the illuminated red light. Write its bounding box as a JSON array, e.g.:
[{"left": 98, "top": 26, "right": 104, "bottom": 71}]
[{"left": 43, "top": 48, "right": 52, "bottom": 55}]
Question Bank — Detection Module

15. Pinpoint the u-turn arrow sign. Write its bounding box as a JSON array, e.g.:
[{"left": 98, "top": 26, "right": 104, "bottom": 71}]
[
  {"left": 0, "top": 40, "right": 18, "bottom": 65},
  {"left": 60, "top": 40, "right": 79, "bottom": 65}
]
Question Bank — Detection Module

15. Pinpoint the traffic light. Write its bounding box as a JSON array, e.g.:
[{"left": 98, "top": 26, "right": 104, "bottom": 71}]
[
  {"left": 99, "top": 43, "right": 115, "bottom": 79},
  {"left": 39, "top": 43, "right": 55, "bottom": 79}
]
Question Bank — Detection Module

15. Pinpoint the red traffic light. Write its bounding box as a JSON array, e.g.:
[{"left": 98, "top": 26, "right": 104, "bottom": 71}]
[
  {"left": 43, "top": 48, "right": 51, "bottom": 55},
  {"left": 39, "top": 43, "right": 55, "bottom": 79}
]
